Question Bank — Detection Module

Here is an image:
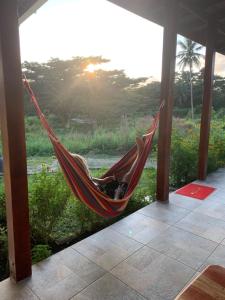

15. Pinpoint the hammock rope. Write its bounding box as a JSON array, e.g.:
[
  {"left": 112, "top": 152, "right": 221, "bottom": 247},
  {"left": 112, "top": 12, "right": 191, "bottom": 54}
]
[{"left": 23, "top": 77, "right": 162, "bottom": 218}]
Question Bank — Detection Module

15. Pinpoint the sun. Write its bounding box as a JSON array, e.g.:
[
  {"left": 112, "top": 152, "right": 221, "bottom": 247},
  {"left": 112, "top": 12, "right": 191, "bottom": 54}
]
[{"left": 85, "top": 64, "right": 96, "bottom": 73}]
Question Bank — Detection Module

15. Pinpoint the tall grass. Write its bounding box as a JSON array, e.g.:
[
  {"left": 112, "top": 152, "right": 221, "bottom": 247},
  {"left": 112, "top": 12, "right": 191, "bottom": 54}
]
[{"left": 25, "top": 115, "right": 154, "bottom": 157}]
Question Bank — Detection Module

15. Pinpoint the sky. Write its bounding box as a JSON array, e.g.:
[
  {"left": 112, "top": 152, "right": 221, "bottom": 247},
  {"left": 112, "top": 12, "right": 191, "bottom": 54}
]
[{"left": 19, "top": 0, "right": 225, "bottom": 79}]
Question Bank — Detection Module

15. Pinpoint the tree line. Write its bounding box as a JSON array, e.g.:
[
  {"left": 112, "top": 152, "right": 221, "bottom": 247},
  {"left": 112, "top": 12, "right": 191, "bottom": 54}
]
[{"left": 23, "top": 53, "right": 225, "bottom": 128}]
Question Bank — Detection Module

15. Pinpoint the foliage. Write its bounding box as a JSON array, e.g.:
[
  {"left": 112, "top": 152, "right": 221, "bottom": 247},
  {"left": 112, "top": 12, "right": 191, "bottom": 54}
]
[
  {"left": 25, "top": 114, "right": 154, "bottom": 157},
  {"left": 177, "top": 39, "right": 204, "bottom": 71},
  {"left": 176, "top": 38, "right": 204, "bottom": 119},
  {"left": 29, "top": 168, "right": 71, "bottom": 244},
  {"left": 23, "top": 57, "right": 150, "bottom": 126},
  {"left": 0, "top": 227, "right": 8, "bottom": 280},
  {"left": 170, "top": 121, "right": 199, "bottom": 187},
  {"left": 32, "top": 245, "right": 52, "bottom": 264},
  {"left": 0, "top": 181, "right": 6, "bottom": 225},
  {"left": 208, "top": 119, "right": 225, "bottom": 172},
  {"left": 0, "top": 181, "right": 8, "bottom": 280},
  {"left": 170, "top": 118, "right": 225, "bottom": 187}
]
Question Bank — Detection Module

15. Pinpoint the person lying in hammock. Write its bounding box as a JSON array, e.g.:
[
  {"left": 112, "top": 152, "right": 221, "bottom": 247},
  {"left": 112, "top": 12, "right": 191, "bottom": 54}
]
[
  {"left": 70, "top": 136, "right": 144, "bottom": 199},
  {"left": 70, "top": 153, "right": 115, "bottom": 185}
]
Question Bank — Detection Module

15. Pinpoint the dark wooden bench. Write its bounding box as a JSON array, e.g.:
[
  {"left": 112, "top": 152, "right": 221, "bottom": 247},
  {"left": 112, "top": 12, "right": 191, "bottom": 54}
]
[{"left": 175, "top": 265, "right": 225, "bottom": 299}]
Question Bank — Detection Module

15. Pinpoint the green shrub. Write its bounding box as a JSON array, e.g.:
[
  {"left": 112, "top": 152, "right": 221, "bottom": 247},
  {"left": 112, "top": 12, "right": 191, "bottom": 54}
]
[
  {"left": 32, "top": 245, "right": 52, "bottom": 264},
  {"left": 29, "top": 168, "right": 71, "bottom": 244},
  {"left": 0, "top": 181, "right": 6, "bottom": 225},
  {"left": 0, "top": 227, "right": 8, "bottom": 279},
  {"left": 170, "top": 128, "right": 199, "bottom": 187},
  {"left": 26, "top": 134, "right": 53, "bottom": 156},
  {"left": 125, "top": 188, "right": 154, "bottom": 213},
  {"left": 170, "top": 118, "right": 225, "bottom": 187},
  {"left": 173, "top": 107, "right": 189, "bottom": 118},
  {"left": 208, "top": 120, "right": 225, "bottom": 172},
  {"left": 25, "top": 116, "right": 43, "bottom": 133}
]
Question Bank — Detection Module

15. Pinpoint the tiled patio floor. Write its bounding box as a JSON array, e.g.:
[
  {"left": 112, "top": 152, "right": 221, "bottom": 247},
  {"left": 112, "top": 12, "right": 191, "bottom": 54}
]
[{"left": 2, "top": 168, "right": 225, "bottom": 300}]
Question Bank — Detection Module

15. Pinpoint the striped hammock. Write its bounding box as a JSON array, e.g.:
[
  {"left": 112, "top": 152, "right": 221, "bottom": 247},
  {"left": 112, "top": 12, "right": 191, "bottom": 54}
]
[{"left": 23, "top": 78, "right": 161, "bottom": 218}]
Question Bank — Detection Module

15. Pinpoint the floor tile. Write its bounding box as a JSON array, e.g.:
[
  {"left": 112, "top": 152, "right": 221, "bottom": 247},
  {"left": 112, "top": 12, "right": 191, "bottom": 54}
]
[
  {"left": 199, "top": 244, "right": 225, "bottom": 271},
  {"left": 110, "top": 212, "right": 169, "bottom": 244},
  {"left": 32, "top": 273, "right": 88, "bottom": 300},
  {"left": 137, "top": 201, "right": 191, "bottom": 225},
  {"left": 175, "top": 211, "right": 225, "bottom": 243},
  {"left": 169, "top": 192, "right": 203, "bottom": 210},
  {"left": 148, "top": 227, "right": 217, "bottom": 270},
  {"left": 204, "top": 189, "right": 225, "bottom": 204},
  {"left": 194, "top": 201, "right": 225, "bottom": 221},
  {"left": 54, "top": 247, "right": 106, "bottom": 284},
  {"left": 72, "top": 227, "right": 143, "bottom": 270},
  {"left": 27, "top": 255, "right": 73, "bottom": 291},
  {"left": 194, "top": 178, "right": 222, "bottom": 189},
  {"left": 111, "top": 246, "right": 195, "bottom": 300},
  {"left": 72, "top": 273, "right": 146, "bottom": 300},
  {"left": 25, "top": 254, "right": 89, "bottom": 299},
  {"left": 0, "top": 278, "right": 38, "bottom": 300}
]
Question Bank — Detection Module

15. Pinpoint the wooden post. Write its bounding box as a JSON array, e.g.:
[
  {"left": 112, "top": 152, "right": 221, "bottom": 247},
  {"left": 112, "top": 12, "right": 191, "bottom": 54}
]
[
  {"left": 156, "top": 1, "right": 177, "bottom": 201},
  {"left": 0, "top": 1, "right": 32, "bottom": 281},
  {"left": 198, "top": 21, "right": 216, "bottom": 180}
]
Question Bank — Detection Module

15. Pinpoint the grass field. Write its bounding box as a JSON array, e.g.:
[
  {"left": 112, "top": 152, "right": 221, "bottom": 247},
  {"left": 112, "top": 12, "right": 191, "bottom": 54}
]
[{"left": 22, "top": 115, "right": 155, "bottom": 157}]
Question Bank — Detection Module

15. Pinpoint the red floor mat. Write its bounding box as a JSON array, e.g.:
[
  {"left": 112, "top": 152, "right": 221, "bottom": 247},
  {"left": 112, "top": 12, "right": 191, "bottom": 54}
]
[{"left": 175, "top": 183, "right": 216, "bottom": 200}]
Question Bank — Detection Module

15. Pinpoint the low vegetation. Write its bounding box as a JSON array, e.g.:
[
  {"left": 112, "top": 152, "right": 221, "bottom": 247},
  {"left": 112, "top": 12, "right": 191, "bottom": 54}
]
[
  {"left": 24, "top": 114, "right": 153, "bottom": 156},
  {"left": 170, "top": 117, "right": 225, "bottom": 187}
]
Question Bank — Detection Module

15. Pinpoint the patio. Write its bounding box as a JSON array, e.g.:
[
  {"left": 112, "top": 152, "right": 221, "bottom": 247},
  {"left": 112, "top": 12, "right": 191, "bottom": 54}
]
[{"left": 1, "top": 168, "right": 225, "bottom": 300}]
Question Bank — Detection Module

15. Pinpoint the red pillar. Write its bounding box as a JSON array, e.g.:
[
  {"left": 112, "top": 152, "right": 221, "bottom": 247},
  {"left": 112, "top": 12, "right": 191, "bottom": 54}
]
[
  {"left": 198, "top": 22, "right": 216, "bottom": 180},
  {"left": 0, "top": 1, "right": 32, "bottom": 281},
  {"left": 156, "top": 1, "right": 177, "bottom": 201}
]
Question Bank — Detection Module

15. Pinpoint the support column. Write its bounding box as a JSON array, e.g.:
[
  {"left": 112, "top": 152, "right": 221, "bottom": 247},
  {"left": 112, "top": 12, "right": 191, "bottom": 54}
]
[
  {"left": 198, "top": 22, "right": 216, "bottom": 180},
  {"left": 0, "top": 1, "right": 31, "bottom": 281},
  {"left": 156, "top": 1, "right": 177, "bottom": 201}
]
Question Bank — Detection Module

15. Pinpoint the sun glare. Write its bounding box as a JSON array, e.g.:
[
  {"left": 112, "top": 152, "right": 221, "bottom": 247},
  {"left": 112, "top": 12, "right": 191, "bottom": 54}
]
[{"left": 85, "top": 64, "right": 96, "bottom": 73}]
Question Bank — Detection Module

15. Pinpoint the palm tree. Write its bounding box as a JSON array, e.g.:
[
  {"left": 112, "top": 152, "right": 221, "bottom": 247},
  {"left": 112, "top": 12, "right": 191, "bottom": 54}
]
[{"left": 177, "top": 38, "right": 204, "bottom": 119}]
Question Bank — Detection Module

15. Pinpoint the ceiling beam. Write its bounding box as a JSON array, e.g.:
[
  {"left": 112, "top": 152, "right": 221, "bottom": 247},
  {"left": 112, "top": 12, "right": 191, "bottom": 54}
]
[
  {"left": 179, "top": 1, "right": 225, "bottom": 40},
  {"left": 18, "top": 0, "right": 48, "bottom": 24}
]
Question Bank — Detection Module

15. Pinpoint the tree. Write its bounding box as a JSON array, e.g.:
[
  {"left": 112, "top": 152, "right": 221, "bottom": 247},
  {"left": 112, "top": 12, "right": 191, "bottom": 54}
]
[
  {"left": 23, "top": 57, "right": 148, "bottom": 126},
  {"left": 177, "top": 38, "right": 204, "bottom": 119}
]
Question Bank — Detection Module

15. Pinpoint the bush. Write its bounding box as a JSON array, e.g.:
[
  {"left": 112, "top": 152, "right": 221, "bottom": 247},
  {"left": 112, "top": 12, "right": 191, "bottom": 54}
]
[
  {"left": 29, "top": 168, "right": 71, "bottom": 244},
  {"left": 0, "top": 227, "right": 8, "bottom": 279},
  {"left": 173, "top": 107, "right": 189, "bottom": 118},
  {"left": 0, "top": 181, "right": 6, "bottom": 225},
  {"left": 208, "top": 119, "right": 225, "bottom": 172},
  {"left": 170, "top": 118, "right": 225, "bottom": 187},
  {"left": 170, "top": 128, "right": 199, "bottom": 187},
  {"left": 32, "top": 245, "right": 52, "bottom": 264}
]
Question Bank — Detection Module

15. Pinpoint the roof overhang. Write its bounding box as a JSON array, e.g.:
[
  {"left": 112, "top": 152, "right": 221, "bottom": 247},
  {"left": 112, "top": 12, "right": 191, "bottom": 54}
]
[
  {"left": 108, "top": 0, "right": 225, "bottom": 55},
  {"left": 18, "top": 0, "right": 48, "bottom": 24},
  {"left": 17, "top": 0, "right": 225, "bottom": 55}
]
